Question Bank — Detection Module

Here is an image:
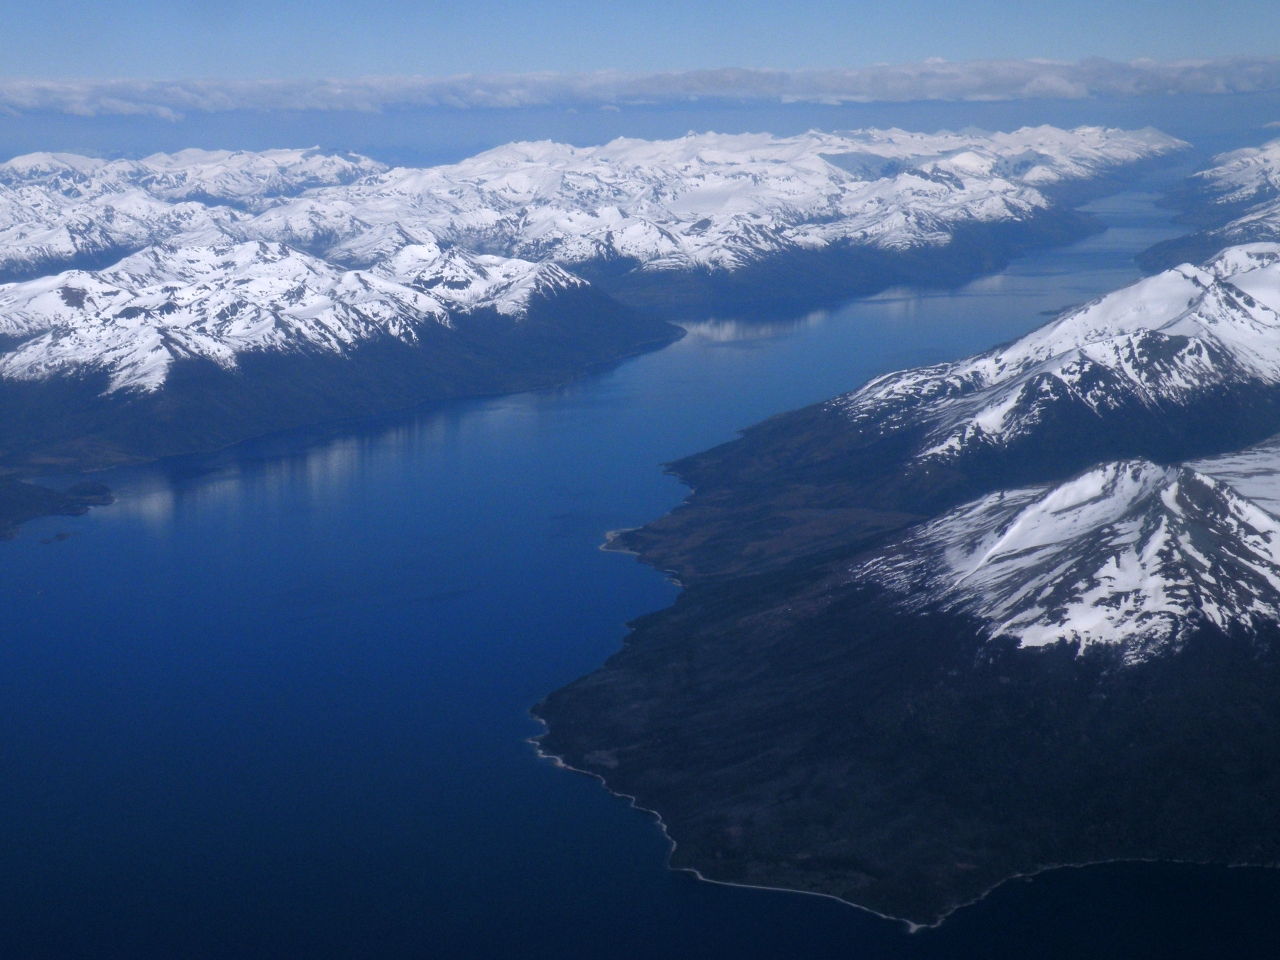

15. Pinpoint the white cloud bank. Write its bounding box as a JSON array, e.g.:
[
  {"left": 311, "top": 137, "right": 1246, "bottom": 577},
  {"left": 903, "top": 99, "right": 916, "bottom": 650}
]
[{"left": 3, "top": 58, "right": 1280, "bottom": 119}]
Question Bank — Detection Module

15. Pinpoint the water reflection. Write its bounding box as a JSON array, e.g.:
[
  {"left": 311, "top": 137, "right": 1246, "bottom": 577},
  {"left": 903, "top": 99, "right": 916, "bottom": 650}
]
[{"left": 679, "top": 311, "right": 830, "bottom": 342}]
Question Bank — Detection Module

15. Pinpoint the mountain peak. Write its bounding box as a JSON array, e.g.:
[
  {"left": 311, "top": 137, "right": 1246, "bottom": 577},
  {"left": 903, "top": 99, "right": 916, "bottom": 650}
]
[
  {"left": 859, "top": 459, "right": 1280, "bottom": 660},
  {"left": 830, "top": 248, "right": 1280, "bottom": 468}
]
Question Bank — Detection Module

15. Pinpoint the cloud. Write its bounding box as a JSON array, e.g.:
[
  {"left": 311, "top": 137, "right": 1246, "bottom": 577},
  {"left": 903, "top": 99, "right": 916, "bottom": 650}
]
[{"left": 3, "top": 58, "right": 1280, "bottom": 119}]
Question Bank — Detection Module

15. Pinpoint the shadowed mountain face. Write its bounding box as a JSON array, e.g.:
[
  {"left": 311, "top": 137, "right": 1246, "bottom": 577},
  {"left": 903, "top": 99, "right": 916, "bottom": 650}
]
[
  {"left": 538, "top": 241, "right": 1280, "bottom": 926},
  {"left": 0, "top": 281, "right": 676, "bottom": 472}
]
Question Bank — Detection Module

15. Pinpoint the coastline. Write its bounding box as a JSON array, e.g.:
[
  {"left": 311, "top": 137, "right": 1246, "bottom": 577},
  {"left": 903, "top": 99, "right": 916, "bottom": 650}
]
[
  {"left": 525, "top": 717, "right": 925, "bottom": 932},
  {"left": 531, "top": 713, "right": 1280, "bottom": 931},
  {"left": 0, "top": 328, "right": 686, "bottom": 539},
  {"left": 526, "top": 179, "right": 1247, "bottom": 929},
  {"left": 0, "top": 477, "right": 114, "bottom": 540}
]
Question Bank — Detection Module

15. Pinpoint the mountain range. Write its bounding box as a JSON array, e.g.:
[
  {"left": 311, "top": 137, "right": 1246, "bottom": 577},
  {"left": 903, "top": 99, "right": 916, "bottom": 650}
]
[
  {"left": 538, "top": 234, "right": 1280, "bottom": 926},
  {"left": 0, "top": 126, "right": 1180, "bottom": 479},
  {"left": 1, "top": 127, "right": 1182, "bottom": 284},
  {"left": 1139, "top": 135, "right": 1280, "bottom": 271}
]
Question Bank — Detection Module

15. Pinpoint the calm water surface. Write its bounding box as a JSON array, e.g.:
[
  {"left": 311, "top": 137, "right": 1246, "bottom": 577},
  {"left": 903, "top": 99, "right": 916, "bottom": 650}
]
[{"left": 4, "top": 188, "right": 1279, "bottom": 959}]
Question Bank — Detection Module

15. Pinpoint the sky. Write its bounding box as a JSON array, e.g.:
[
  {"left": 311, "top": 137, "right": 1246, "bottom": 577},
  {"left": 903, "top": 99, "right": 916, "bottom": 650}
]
[{"left": 3, "top": 0, "right": 1278, "bottom": 80}]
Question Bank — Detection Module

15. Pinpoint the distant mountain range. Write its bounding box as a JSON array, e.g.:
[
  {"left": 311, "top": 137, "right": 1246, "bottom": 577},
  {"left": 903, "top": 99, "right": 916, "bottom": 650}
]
[
  {"left": 0, "top": 126, "right": 1181, "bottom": 480},
  {"left": 1, "top": 127, "right": 1182, "bottom": 284},
  {"left": 1139, "top": 136, "right": 1280, "bottom": 271}
]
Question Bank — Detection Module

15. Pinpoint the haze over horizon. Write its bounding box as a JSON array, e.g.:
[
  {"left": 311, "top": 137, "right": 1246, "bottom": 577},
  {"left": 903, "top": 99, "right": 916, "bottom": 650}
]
[{"left": 5, "top": 1, "right": 1279, "bottom": 81}]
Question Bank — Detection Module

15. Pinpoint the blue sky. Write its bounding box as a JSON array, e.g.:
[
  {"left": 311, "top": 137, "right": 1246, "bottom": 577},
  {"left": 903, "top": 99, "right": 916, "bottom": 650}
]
[{"left": 5, "top": 0, "right": 1278, "bottom": 79}]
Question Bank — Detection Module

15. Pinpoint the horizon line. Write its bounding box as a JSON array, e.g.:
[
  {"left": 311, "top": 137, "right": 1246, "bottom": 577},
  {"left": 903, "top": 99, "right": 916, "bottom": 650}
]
[{"left": 2, "top": 57, "right": 1280, "bottom": 120}]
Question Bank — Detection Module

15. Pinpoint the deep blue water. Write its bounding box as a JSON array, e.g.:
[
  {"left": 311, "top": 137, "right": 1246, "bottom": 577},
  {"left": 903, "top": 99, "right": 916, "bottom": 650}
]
[{"left": 4, "top": 184, "right": 1280, "bottom": 959}]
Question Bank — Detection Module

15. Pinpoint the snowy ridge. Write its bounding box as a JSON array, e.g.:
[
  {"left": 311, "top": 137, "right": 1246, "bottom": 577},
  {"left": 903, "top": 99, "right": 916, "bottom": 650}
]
[
  {"left": 0, "top": 128, "right": 1181, "bottom": 279},
  {"left": 1192, "top": 433, "right": 1280, "bottom": 517},
  {"left": 829, "top": 243, "right": 1280, "bottom": 462},
  {"left": 1205, "top": 196, "right": 1280, "bottom": 250},
  {"left": 1190, "top": 137, "right": 1280, "bottom": 209},
  {"left": 0, "top": 148, "right": 384, "bottom": 280},
  {"left": 1166, "top": 138, "right": 1280, "bottom": 251},
  {"left": 0, "top": 127, "right": 1181, "bottom": 392},
  {"left": 0, "top": 241, "right": 579, "bottom": 392},
  {"left": 857, "top": 460, "right": 1280, "bottom": 659},
  {"left": 258, "top": 126, "right": 1183, "bottom": 271}
]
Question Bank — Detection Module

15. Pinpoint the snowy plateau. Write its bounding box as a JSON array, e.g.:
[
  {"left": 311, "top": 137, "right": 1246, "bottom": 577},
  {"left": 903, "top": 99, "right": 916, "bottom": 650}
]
[{"left": 0, "top": 127, "right": 1181, "bottom": 394}]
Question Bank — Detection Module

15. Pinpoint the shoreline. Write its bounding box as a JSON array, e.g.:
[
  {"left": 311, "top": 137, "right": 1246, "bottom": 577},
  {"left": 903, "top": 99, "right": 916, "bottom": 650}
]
[
  {"left": 0, "top": 330, "right": 686, "bottom": 540},
  {"left": 524, "top": 178, "right": 1280, "bottom": 931},
  {"left": 525, "top": 717, "right": 923, "bottom": 932},
  {"left": 530, "top": 713, "right": 1280, "bottom": 930}
]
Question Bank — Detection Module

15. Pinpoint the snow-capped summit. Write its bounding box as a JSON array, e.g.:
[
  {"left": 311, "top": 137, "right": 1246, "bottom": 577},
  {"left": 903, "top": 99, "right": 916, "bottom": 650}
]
[
  {"left": 371, "top": 243, "right": 587, "bottom": 316},
  {"left": 0, "top": 126, "right": 1183, "bottom": 284},
  {"left": 858, "top": 459, "right": 1280, "bottom": 660},
  {"left": 834, "top": 247, "right": 1280, "bottom": 659},
  {"left": 830, "top": 242, "right": 1280, "bottom": 464},
  {"left": 0, "top": 241, "right": 449, "bottom": 392},
  {"left": 0, "top": 237, "right": 590, "bottom": 392},
  {"left": 1188, "top": 137, "right": 1280, "bottom": 210}
]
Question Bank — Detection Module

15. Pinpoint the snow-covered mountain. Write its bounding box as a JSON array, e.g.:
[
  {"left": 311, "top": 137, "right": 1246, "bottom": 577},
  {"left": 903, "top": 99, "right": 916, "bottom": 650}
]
[
  {"left": 826, "top": 241, "right": 1280, "bottom": 660},
  {"left": 829, "top": 242, "right": 1280, "bottom": 466},
  {"left": 1188, "top": 137, "right": 1280, "bottom": 210},
  {"left": 0, "top": 127, "right": 1181, "bottom": 396},
  {"left": 0, "top": 149, "right": 384, "bottom": 281},
  {"left": 1139, "top": 138, "right": 1280, "bottom": 270},
  {"left": 1190, "top": 431, "right": 1280, "bottom": 514},
  {"left": 248, "top": 127, "right": 1183, "bottom": 272},
  {"left": 1200, "top": 194, "right": 1280, "bottom": 251},
  {"left": 857, "top": 459, "right": 1280, "bottom": 660},
  {"left": 0, "top": 239, "right": 584, "bottom": 392},
  {"left": 0, "top": 128, "right": 1182, "bottom": 284}
]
